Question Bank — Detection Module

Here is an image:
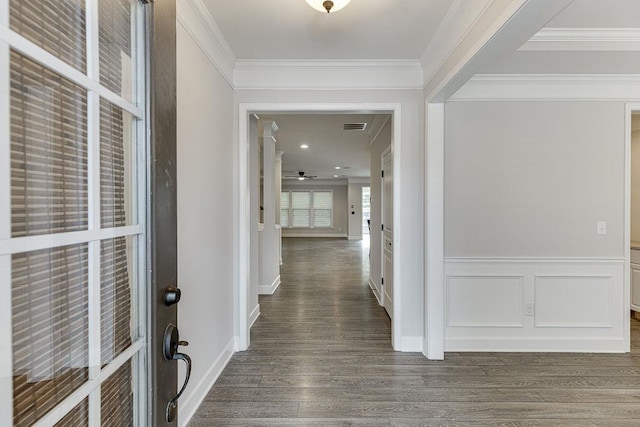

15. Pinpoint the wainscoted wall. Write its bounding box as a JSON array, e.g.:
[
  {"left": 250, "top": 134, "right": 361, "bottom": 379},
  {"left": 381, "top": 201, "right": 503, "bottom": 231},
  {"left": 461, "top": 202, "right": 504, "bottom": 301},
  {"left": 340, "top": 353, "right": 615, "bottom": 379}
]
[{"left": 445, "top": 258, "right": 625, "bottom": 352}]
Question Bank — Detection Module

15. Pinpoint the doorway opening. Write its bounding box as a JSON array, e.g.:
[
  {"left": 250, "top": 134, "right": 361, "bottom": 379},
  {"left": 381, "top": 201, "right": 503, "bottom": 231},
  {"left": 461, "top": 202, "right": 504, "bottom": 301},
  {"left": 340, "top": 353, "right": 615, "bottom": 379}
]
[
  {"left": 237, "top": 104, "right": 402, "bottom": 352},
  {"left": 628, "top": 106, "right": 640, "bottom": 349}
]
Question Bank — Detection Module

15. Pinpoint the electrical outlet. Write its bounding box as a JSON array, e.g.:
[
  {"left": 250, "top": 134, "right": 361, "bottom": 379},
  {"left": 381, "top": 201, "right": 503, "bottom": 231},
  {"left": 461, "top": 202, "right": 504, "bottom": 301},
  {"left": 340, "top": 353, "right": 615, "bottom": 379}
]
[
  {"left": 597, "top": 221, "right": 607, "bottom": 235},
  {"left": 524, "top": 303, "right": 534, "bottom": 317}
]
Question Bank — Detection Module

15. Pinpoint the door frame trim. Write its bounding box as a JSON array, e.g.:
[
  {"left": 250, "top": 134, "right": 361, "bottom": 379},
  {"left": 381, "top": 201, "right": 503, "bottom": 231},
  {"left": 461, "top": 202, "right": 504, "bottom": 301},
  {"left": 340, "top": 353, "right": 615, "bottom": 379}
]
[{"left": 236, "top": 103, "right": 402, "bottom": 351}]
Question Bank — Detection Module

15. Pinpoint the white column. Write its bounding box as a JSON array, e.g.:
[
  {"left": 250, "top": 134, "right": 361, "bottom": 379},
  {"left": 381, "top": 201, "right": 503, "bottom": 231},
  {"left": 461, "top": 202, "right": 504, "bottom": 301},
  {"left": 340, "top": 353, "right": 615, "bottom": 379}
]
[
  {"left": 259, "top": 121, "right": 281, "bottom": 294},
  {"left": 275, "top": 151, "right": 283, "bottom": 225}
]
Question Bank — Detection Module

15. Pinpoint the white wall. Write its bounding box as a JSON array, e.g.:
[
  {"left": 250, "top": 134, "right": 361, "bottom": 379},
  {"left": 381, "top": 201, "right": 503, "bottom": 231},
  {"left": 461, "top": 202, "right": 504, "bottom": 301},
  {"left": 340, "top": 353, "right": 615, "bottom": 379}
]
[
  {"left": 235, "top": 89, "right": 424, "bottom": 350},
  {"left": 369, "top": 120, "right": 391, "bottom": 304},
  {"left": 443, "top": 100, "right": 627, "bottom": 352},
  {"left": 281, "top": 182, "right": 348, "bottom": 238},
  {"left": 632, "top": 127, "right": 640, "bottom": 242},
  {"left": 176, "top": 19, "right": 235, "bottom": 425}
]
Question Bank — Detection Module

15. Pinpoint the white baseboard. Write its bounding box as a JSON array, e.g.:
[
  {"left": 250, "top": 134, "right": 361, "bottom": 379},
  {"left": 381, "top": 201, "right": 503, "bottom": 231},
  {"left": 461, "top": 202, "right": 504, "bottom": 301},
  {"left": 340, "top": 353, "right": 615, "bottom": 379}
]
[
  {"left": 249, "top": 304, "right": 260, "bottom": 328},
  {"left": 179, "top": 338, "right": 235, "bottom": 427},
  {"left": 368, "top": 277, "right": 382, "bottom": 305},
  {"left": 400, "top": 336, "right": 424, "bottom": 352},
  {"left": 445, "top": 337, "right": 627, "bottom": 353},
  {"left": 348, "top": 235, "right": 362, "bottom": 240},
  {"left": 283, "top": 233, "right": 347, "bottom": 238},
  {"left": 258, "top": 275, "right": 281, "bottom": 295}
]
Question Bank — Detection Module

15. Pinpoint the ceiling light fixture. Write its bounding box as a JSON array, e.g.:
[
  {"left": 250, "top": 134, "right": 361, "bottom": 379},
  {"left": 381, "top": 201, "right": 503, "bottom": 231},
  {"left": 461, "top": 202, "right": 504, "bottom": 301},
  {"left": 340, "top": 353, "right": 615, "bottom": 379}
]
[
  {"left": 298, "top": 177, "right": 305, "bottom": 181},
  {"left": 300, "top": 144, "right": 309, "bottom": 149},
  {"left": 334, "top": 166, "right": 341, "bottom": 170},
  {"left": 305, "top": 0, "right": 351, "bottom": 13}
]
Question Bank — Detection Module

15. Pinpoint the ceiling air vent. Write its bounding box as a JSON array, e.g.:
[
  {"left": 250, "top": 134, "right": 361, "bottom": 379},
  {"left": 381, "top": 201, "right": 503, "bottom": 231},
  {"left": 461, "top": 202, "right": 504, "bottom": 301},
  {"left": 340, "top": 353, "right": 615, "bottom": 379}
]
[{"left": 342, "top": 123, "right": 367, "bottom": 131}]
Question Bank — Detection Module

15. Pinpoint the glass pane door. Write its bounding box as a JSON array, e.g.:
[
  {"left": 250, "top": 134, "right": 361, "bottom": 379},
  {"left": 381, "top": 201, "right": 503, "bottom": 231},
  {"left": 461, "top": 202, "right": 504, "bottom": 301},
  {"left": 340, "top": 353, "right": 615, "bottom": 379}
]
[{"left": 0, "top": 0, "right": 147, "bottom": 425}]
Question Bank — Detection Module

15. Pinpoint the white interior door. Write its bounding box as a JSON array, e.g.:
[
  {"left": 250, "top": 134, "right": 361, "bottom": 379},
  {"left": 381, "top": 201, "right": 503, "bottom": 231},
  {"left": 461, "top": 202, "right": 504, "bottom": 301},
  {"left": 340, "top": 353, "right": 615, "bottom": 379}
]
[
  {"left": 382, "top": 148, "right": 393, "bottom": 318},
  {"left": 0, "top": 0, "right": 148, "bottom": 425}
]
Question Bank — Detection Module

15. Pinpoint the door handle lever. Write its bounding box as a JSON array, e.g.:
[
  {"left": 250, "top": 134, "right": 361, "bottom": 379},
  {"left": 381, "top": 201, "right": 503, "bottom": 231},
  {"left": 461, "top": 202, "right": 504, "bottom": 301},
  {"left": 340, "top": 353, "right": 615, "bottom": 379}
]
[{"left": 163, "top": 324, "right": 192, "bottom": 422}]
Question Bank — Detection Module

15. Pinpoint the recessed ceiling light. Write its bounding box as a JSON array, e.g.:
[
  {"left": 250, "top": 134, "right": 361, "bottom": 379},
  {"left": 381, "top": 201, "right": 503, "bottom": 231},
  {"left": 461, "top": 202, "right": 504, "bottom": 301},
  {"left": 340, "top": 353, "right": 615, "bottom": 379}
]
[
  {"left": 334, "top": 166, "right": 341, "bottom": 170},
  {"left": 333, "top": 174, "right": 339, "bottom": 178},
  {"left": 300, "top": 144, "right": 309, "bottom": 149}
]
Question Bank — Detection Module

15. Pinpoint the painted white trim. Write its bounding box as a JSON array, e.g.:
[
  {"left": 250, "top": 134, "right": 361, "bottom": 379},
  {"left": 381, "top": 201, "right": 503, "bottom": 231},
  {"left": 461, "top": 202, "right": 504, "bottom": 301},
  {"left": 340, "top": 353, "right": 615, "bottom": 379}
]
[
  {"left": 259, "top": 275, "right": 281, "bottom": 295},
  {"left": 0, "top": 40, "right": 9, "bottom": 242},
  {"left": 400, "top": 336, "right": 423, "bottom": 352},
  {"left": 625, "top": 103, "right": 640, "bottom": 352},
  {"left": 178, "top": 338, "right": 235, "bottom": 427},
  {"left": 445, "top": 337, "right": 627, "bottom": 353},
  {"left": 176, "top": 0, "right": 236, "bottom": 86},
  {"left": 0, "top": 225, "right": 144, "bottom": 255},
  {"left": 424, "top": 103, "right": 445, "bottom": 360},
  {"left": 521, "top": 28, "right": 640, "bottom": 52},
  {"left": 368, "top": 277, "right": 382, "bottom": 306},
  {"left": 32, "top": 339, "right": 144, "bottom": 427},
  {"left": 0, "top": 27, "right": 143, "bottom": 119},
  {"left": 445, "top": 257, "right": 626, "bottom": 264},
  {"left": 347, "top": 236, "right": 362, "bottom": 241},
  {"left": 451, "top": 74, "right": 640, "bottom": 101},
  {"left": 0, "top": 256, "right": 12, "bottom": 426},
  {"left": 249, "top": 304, "right": 261, "bottom": 328},
  {"left": 233, "top": 60, "right": 423, "bottom": 90},
  {"left": 237, "top": 103, "right": 404, "bottom": 352},
  {"left": 420, "top": 0, "right": 492, "bottom": 87}
]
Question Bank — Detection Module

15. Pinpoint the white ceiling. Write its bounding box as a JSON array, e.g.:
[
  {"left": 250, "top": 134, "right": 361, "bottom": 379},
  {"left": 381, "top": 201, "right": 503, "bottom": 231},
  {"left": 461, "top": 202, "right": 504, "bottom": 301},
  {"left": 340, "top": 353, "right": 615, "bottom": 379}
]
[
  {"left": 478, "top": 0, "right": 640, "bottom": 75},
  {"left": 546, "top": 0, "right": 640, "bottom": 28},
  {"left": 201, "top": 0, "right": 454, "bottom": 60},
  {"left": 203, "top": 0, "right": 640, "bottom": 179},
  {"left": 258, "top": 114, "right": 385, "bottom": 180}
]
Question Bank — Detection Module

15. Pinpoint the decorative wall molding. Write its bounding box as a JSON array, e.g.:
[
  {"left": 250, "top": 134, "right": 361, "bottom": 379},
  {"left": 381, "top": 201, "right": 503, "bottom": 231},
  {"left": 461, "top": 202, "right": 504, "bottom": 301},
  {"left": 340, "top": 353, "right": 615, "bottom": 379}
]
[
  {"left": 177, "top": 0, "right": 236, "bottom": 85},
  {"left": 420, "top": 0, "right": 493, "bottom": 88},
  {"left": 233, "top": 60, "right": 424, "bottom": 90},
  {"left": 446, "top": 275, "right": 524, "bottom": 327},
  {"left": 520, "top": 28, "right": 640, "bottom": 52},
  {"left": 450, "top": 74, "right": 640, "bottom": 101},
  {"left": 179, "top": 338, "right": 234, "bottom": 427},
  {"left": 444, "top": 257, "right": 625, "bottom": 353},
  {"left": 249, "top": 304, "right": 261, "bottom": 328},
  {"left": 534, "top": 275, "right": 612, "bottom": 328},
  {"left": 258, "top": 275, "right": 281, "bottom": 295}
]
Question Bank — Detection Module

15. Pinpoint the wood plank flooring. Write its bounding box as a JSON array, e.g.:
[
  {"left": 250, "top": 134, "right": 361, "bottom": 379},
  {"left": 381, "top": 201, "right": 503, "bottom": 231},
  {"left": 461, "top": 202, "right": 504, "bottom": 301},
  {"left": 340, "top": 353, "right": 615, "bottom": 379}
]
[{"left": 190, "top": 237, "right": 640, "bottom": 426}]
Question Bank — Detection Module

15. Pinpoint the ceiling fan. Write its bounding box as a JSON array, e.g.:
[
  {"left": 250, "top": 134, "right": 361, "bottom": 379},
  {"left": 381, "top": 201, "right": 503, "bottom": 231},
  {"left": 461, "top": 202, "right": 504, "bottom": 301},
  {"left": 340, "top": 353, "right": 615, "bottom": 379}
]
[{"left": 284, "top": 171, "right": 317, "bottom": 180}]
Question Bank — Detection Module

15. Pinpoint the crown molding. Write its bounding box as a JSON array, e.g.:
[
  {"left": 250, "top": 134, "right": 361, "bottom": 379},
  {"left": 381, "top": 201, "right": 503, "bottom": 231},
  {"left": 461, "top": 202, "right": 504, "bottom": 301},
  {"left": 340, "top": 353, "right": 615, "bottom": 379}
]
[
  {"left": 450, "top": 74, "right": 640, "bottom": 101},
  {"left": 233, "top": 60, "right": 423, "bottom": 90},
  {"left": 520, "top": 28, "right": 640, "bottom": 52},
  {"left": 176, "top": 0, "right": 237, "bottom": 85},
  {"left": 420, "top": 0, "right": 494, "bottom": 89}
]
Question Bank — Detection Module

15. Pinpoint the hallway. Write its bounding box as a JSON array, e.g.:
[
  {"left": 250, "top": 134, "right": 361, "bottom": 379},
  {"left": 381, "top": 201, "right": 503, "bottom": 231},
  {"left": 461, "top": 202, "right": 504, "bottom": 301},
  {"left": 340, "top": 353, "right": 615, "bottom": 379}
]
[{"left": 190, "top": 238, "right": 640, "bottom": 426}]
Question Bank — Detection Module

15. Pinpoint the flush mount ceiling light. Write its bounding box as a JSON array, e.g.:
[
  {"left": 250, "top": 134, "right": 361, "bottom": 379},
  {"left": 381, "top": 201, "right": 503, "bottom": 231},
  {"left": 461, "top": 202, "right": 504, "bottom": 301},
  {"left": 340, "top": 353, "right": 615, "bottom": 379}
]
[{"left": 305, "top": 0, "right": 351, "bottom": 13}]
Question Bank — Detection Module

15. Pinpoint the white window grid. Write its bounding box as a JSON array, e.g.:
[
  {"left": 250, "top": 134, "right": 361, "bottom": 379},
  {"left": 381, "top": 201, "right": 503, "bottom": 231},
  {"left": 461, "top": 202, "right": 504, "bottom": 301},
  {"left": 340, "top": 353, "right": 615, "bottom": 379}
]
[
  {"left": 0, "top": 1, "right": 148, "bottom": 426},
  {"left": 281, "top": 190, "right": 334, "bottom": 229}
]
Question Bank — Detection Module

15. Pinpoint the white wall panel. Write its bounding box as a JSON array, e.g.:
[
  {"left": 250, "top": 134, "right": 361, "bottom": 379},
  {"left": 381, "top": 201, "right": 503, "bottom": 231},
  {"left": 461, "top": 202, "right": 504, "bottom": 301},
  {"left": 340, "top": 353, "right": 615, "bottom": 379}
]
[
  {"left": 534, "top": 275, "right": 612, "bottom": 328},
  {"left": 445, "top": 258, "right": 625, "bottom": 352},
  {"left": 447, "top": 276, "right": 523, "bottom": 327}
]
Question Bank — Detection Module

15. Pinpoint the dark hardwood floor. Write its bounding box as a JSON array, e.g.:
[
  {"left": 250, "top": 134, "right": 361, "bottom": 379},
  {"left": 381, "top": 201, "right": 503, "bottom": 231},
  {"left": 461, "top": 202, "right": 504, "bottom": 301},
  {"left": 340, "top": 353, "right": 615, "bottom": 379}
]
[{"left": 190, "top": 237, "right": 640, "bottom": 426}]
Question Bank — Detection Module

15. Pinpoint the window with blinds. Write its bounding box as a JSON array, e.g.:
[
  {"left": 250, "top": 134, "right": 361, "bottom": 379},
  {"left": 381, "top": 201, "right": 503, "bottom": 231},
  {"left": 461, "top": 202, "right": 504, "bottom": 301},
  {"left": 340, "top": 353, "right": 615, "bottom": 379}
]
[
  {"left": 7, "top": 0, "right": 141, "bottom": 425},
  {"left": 280, "top": 192, "right": 289, "bottom": 227},
  {"left": 281, "top": 190, "right": 334, "bottom": 229}
]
